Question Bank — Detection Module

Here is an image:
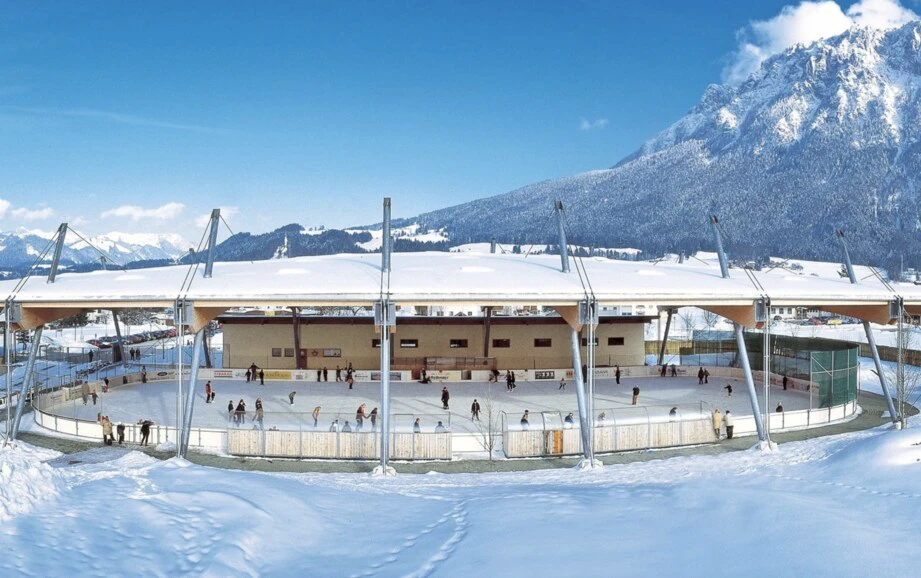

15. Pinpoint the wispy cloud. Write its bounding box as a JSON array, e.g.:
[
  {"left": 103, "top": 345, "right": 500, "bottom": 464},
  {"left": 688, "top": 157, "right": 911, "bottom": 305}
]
[
  {"left": 723, "top": 0, "right": 918, "bottom": 85},
  {"left": 0, "top": 105, "right": 221, "bottom": 133},
  {"left": 0, "top": 85, "right": 29, "bottom": 96},
  {"left": 195, "top": 206, "right": 238, "bottom": 228},
  {"left": 12, "top": 206, "right": 55, "bottom": 221},
  {"left": 0, "top": 198, "right": 10, "bottom": 218},
  {"left": 579, "top": 117, "right": 609, "bottom": 131},
  {"left": 101, "top": 202, "right": 185, "bottom": 221}
]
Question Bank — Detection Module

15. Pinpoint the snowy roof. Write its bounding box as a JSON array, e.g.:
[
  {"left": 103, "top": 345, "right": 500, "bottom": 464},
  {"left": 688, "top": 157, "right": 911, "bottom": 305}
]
[{"left": 0, "top": 252, "right": 908, "bottom": 327}]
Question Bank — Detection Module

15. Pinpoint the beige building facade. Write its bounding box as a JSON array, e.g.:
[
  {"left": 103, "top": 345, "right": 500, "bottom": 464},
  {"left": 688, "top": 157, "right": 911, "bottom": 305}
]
[{"left": 220, "top": 315, "right": 650, "bottom": 371}]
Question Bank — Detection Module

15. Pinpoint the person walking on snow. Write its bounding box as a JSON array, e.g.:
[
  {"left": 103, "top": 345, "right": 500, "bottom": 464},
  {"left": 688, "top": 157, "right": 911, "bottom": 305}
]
[
  {"left": 258, "top": 369, "right": 264, "bottom": 385},
  {"left": 520, "top": 410, "right": 530, "bottom": 430},
  {"left": 441, "top": 387, "right": 450, "bottom": 410},
  {"left": 91, "top": 388, "right": 98, "bottom": 405},
  {"left": 704, "top": 369, "right": 709, "bottom": 383},
  {"left": 698, "top": 367, "right": 705, "bottom": 384},
  {"left": 245, "top": 369, "right": 251, "bottom": 383},
  {"left": 312, "top": 405, "right": 321, "bottom": 427},
  {"left": 369, "top": 407, "right": 378, "bottom": 431},
  {"left": 288, "top": 391, "right": 297, "bottom": 405},
  {"left": 724, "top": 383, "right": 733, "bottom": 397},
  {"left": 615, "top": 365, "right": 621, "bottom": 385},
  {"left": 632, "top": 385, "right": 640, "bottom": 405},
  {"left": 559, "top": 378, "right": 566, "bottom": 390},
  {"left": 205, "top": 381, "right": 212, "bottom": 403},
  {"left": 81, "top": 382, "right": 90, "bottom": 405}
]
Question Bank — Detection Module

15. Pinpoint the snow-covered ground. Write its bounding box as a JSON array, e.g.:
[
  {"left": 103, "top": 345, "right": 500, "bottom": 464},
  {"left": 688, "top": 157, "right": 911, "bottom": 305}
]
[{"left": 1, "top": 414, "right": 919, "bottom": 576}]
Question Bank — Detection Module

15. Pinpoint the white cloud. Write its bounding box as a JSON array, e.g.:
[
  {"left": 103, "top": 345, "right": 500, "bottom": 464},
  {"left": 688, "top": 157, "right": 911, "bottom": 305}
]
[
  {"left": 194, "top": 206, "right": 239, "bottom": 228},
  {"left": 0, "top": 105, "right": 220, "bottom": 133},
  {"left": 11, "top": 206, "right": 55, "bottom": 221},
  {"left": 579, "top": 118, "right": 609, "bottom": 131},
  {"left": 101, "top": 201, "right": 185, "bottom": 221},
  {"left": 0, "top": 198, "right": 10, "bottom": 218},
  {"left": 723, "top": 0, "right": 918, "bottom": 85}
]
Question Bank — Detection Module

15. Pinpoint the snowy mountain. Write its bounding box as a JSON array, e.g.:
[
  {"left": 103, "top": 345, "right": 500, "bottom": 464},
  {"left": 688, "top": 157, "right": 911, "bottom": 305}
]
[
  {"left": 0, "top": 229, "right": 189, "bottom": 273},
  {"left": 397, "top": 22, "right": 921, "bottom": 273}
]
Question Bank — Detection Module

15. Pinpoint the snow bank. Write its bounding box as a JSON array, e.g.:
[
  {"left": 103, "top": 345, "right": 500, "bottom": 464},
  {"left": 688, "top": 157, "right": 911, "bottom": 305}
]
[{"left": 0, "top": 443, "right": 63, "bottom": 522}]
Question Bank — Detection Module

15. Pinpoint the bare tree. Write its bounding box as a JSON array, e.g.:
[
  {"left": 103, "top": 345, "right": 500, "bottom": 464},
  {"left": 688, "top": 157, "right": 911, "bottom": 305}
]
[
  {"left": 701, "top": 309, "right": 719, "bottom": 331},
  {"left": 892, "top": 315, "right": 921, "bottom": 429},
  {"left": 472, "top": 386, "right": 502, "bottom": 460}
]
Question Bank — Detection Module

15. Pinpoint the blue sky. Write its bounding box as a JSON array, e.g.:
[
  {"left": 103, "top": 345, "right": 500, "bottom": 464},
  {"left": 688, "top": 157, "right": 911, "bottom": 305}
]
[{"left": 0, "top": 0, "right": 916, "bottom": 237}]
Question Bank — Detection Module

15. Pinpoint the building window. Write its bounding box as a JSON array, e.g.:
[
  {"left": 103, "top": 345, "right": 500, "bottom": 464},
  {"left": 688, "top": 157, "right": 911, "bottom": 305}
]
[
  {"left": 608, "top": 337, "right": 625, "bottom": 346},
  {"left": 271, "top": 348, "right": 282, "bottom": 357},
  {"left": 371, "top": 339, "right": 381, "bottom": 348},
  {"left": 400, "top": 339, "right": 418, "bottom": 348},
  {"left": 284, "top": 348, "right": 295, "bottom": 357},
  {"left": 492, "top": 339, "right": 511, "bottom": 348},
  {"left": 581, "top": 337, "right": 599, "bottom": 346},
  {"left": 534, "top": 338, "right": 552, "bottom": 348},
  {"left": 450, "top": 339, "right": 468, "bottom": 349}
]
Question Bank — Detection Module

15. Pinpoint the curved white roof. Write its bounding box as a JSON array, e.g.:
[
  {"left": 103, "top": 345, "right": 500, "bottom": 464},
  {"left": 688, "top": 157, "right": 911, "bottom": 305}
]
[{"left": 0, "top": 251, "right": 908, "bottom": 329}]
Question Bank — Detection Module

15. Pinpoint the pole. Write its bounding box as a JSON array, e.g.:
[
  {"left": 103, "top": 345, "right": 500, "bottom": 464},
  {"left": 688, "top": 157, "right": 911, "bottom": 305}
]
[
  {"left": 382, "top": 199, "right": 392, "bottom": 273},
  {"left": 203, "top": 209, "right": 221, "bottom": 278},
  {"left": 865, "top": 320, "right": 899, "bottom": 424},
  {"left": 554, "top": 201, "right": 570, "bottom": 273},
  {"left": 658, "top": 309, "right": 673, "bottom": 365},
  {"left": 176, "top": 303, "right": 183, "bottom": 458},
  {"left": 734, "top": 323, "right": 766, "bottom": 442},
  {"left": 10, "top": 326, "right": 43, "bottom": 439},
  {"left": 569, "top": 327, "right": 594, "bottom": 463},
  {"left": 4, "top": 300, "right": 11, "bottom": 443},
  {"left": 709, "top": 216, "right": 729, "bottom": 278},
  {"left": 47, "top": 223, "right": 68, "bottom": 284},
  {"left": 836, "top": 230, "right": 898, "bottom": 424},
  {"left": 180, "top": 330, "right": 204, "bottom": 457},
  {"left": 763, "top": 310, "right": 772, "bottom": 442},
  {"left": 380, "top": 305, "right": 391, "bottom": 470}
]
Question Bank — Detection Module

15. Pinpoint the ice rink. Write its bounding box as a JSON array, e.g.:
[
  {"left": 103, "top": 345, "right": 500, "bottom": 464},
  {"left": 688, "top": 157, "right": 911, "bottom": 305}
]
[{"left": 41, "top": 372, "right": 815, "bottom": 434}]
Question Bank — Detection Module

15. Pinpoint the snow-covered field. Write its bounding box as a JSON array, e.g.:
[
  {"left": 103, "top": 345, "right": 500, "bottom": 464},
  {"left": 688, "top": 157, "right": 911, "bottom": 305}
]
[{"left": 1, "top": 415, "right": 919, "bottom": 576}]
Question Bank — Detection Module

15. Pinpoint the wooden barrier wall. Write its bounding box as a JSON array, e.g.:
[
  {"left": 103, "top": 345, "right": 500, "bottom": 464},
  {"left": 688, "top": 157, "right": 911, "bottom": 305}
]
[
  {"left": 503, "top": 417, "right": 718, "bottom": 458},
  {"left": 227, "top": 429, "right": 451, "bottom": 460}
]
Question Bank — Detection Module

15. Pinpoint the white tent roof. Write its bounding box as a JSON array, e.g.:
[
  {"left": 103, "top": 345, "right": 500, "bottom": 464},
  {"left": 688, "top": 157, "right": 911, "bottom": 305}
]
[{"left": 0, "top": 252, "right": 907, "bottom": 329}]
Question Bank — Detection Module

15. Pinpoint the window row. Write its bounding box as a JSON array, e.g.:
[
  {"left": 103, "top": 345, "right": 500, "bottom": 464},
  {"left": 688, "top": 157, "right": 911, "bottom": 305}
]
[{"left": 367, "top": 337, "right": 627, "bottom": 349}]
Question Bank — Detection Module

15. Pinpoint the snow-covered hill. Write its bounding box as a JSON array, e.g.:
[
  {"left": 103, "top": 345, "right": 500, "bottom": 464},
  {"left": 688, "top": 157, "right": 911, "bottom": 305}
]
[{"left": 400, "top": 21, "right": 921, "bottom": 273}]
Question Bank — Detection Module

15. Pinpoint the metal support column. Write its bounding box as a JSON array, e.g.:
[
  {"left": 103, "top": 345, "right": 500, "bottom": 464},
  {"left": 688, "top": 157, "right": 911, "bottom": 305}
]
[
  {"left": 569, "top": 328, "right": 594, "bottom": 464},
  {"left": 3, "top": 300, "right": 10, "bottom": 443},
  {"left": 658, "top": 308, "right": 673, "bottom": 366},
  {"left": 836, "top": 230, "right": 899, "bottom": 424},
  {"left": 203, "top": 209, "right": 221, "bottom": 279},
  {"left": 10, "top": 326, "right": 43, "bottom": 439},
  {"left": 865, "top": 320, "right": 899, "bottom": 423},
  {"left": 291, "top": 307, "right": 303, "bottom": 369},
  {"left": 374, "top": 197, "right": 396, "bottom": 476},
  {"left": 735, "top": 323, "right": 766, "bottom": 442},
  {"left": 180, "top": 329, "right": 204, "bottom": 457},
  {"left": 763, "top": 310, "right": 772, "bottom": 442},
  {"left": 554, "top": 201, "right": 570, "bottom": 273},
  {"left": 111, "top": 310, "right": 126, "bottom": 365}
]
